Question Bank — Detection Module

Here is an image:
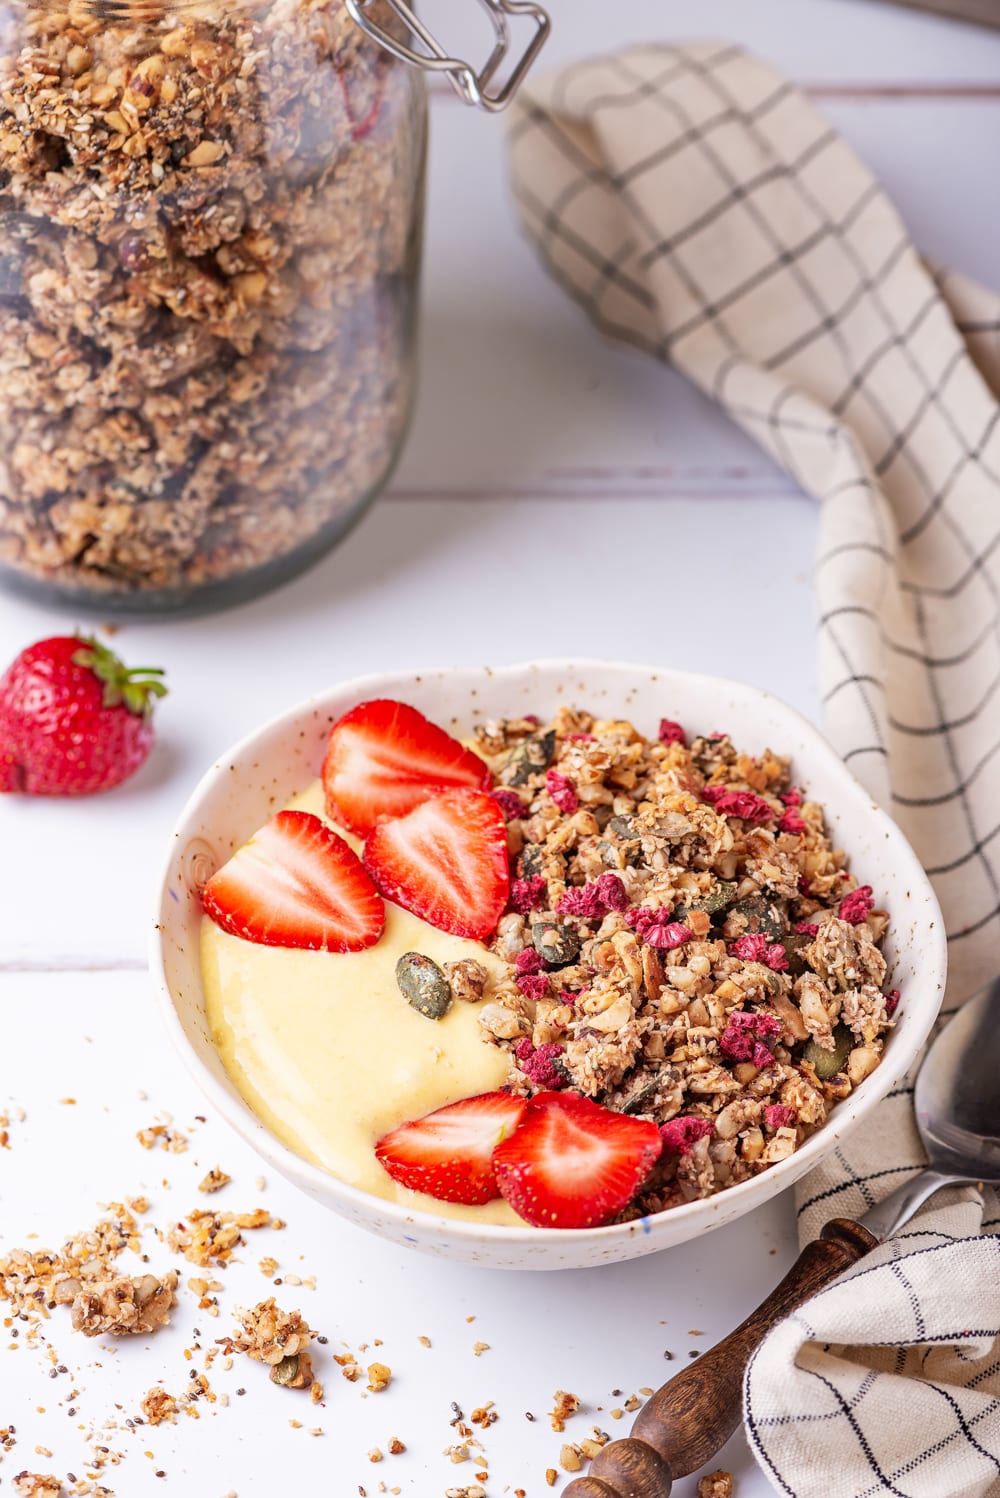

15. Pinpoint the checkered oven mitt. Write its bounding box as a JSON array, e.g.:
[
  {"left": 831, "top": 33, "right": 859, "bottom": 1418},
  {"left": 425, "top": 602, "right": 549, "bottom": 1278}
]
[{"left": 507, "top": 43, "right": 1000, "bottom": 1498}]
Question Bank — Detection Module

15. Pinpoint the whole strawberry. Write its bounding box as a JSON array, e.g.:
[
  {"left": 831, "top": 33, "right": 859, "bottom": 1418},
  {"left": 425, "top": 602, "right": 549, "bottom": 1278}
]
[{"left": 0, "top": 635, "right": 167, "bottom": 796}]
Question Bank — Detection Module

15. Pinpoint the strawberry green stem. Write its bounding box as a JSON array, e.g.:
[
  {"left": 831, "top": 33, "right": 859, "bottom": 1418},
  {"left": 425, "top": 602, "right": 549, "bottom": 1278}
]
[{"left": 71, "top": 635, "right": 168, "bottom": 719}]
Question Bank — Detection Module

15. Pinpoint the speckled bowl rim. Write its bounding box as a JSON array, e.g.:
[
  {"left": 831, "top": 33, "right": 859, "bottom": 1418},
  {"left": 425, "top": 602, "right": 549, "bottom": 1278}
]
[{"left": 150, "top": 659, "right": 947, "bottom": 1263}]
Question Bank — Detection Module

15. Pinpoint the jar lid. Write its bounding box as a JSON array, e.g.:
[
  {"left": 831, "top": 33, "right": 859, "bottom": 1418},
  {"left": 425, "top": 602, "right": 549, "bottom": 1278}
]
[{"left": 344, "top": 0, "right": 550, "bottom": 112}]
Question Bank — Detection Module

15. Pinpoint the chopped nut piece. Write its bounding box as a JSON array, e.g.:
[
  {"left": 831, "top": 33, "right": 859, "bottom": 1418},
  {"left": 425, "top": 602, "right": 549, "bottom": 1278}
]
[
  {"left": 198, "top": 1169, "right": 232, "bottom": 1195},
  {"left": 550, "top": 1389, "right": 581, "bottom": 1432},
  {"left": 141, "top": 1387, "right": 178, "bottom": 1426},
  {"left": 560, "top": 1444, "right": 584, "bottom": 1472},
  {"left": 366, "top": 1361, "right": 391, "bottom": 1392},
  {"left": 697, "top": 1471, "right": 734, "bottom": 1498},
  {"left": 387, "top": 1437, "right": 406, "bottom": 1455}
]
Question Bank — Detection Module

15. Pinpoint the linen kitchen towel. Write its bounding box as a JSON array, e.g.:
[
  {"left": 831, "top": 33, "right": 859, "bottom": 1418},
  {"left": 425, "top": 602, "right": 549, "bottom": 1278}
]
[{"left": 507, "top": 44, "right": 1000, "bottom": 1498}]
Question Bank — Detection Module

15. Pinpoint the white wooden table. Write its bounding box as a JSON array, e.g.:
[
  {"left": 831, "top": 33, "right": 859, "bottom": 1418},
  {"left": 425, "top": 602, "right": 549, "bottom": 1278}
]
[{"left": 1, "top": 3, "right": 997, "bottom": 1494}]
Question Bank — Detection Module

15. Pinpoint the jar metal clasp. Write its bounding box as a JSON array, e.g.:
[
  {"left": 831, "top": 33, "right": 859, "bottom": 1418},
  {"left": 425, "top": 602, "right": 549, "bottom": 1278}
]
[{"left": 344, "top": 0, "right": 551, "bottom": 112}]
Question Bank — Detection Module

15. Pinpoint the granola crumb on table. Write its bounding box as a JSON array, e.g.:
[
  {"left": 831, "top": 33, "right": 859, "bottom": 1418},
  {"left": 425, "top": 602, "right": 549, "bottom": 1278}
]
[
  {"left": 471, "top": 709, "right": 897, "bottom": 1218},
  {"left": 60, "top": 1268, "right": 178, "bottom": 1336},
  {"left": 697, "top": 1469, "right": 735, "bottom": 1498}
]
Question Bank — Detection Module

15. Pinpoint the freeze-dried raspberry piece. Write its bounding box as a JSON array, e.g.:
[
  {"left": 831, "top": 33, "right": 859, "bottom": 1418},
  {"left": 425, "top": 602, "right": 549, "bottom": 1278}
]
[
  {"left": 514, "top": 1039, "right": 568, "bottom": 1089},
  {"left": 659, "top": 1116, "right": 714, "bottom": 1155},
  {"left": 779, "top": 811, "right": 807, "bottom": 835},
  {"left": 493, "top": 788, "right": 529, "bottom": 821},
  {"left": 509, "top": 875, "right": 547, "bottom": 914},
  {"left": 719, "top": 1009, "right": 782, "bottom": 1067},
  {"left": 798, "top": 874, "right": 812, "bottom": 897},
  {"left": 885, "top": 988, "right": 901, "bottom": 1015},
  {"left": 557, "top": 873, "right": 628, "bottom": 920},
  {"left": 626, "top": 906, "right": 692, "bottom": 949},
  {"left": 780, "top": 786, "right": 802, "bottom": 807},
  {"left": 568, "top": 732, "right": 597, "bottom": 741},
  {"left": 794, "top": 921, "right": 818, "bottom": 937},
  {"left": 729, "top": 933, "right": 789, "bottom": 971},
  {"left": 516, "top": 973, "right": 550, "bottom": 1000},
  {"left": 839, "top": 884, "right": 875, "bottom": 924},
  {"left": 764, "top": 1104, "right": 796, "bottom": 1131},
  {"left": 701, "top": 787, "right": 774, "bottom": 824},
  {"left": 515, "top": 948, "right": 543, "bottom": 975},
  {"left": 658, "top": 719, "right": 687, "bottom": 746},
  {"left": 546, "top": 770, "right": 579, "bottom": 815}
]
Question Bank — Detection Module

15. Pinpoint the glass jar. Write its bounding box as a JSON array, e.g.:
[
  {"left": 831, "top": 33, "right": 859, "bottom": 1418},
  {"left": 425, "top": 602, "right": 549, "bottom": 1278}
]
[
  {"left": 0, "top": 0, "right": 549, "bottom": 614},
  {"left": 0, "top": 0, "right": 434, "bottom": 611}
]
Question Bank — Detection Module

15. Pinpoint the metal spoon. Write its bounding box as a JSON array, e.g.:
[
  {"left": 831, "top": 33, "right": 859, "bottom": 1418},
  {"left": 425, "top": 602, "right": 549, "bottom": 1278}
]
[{"left": 565, "top": 979, "right": 1000, "bottom": 1498}]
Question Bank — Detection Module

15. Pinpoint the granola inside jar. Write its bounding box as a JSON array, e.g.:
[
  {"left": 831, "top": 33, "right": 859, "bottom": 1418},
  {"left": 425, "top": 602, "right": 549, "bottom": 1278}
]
[{"left": 0, "top": 0, "right": 426, "bottom": 611}]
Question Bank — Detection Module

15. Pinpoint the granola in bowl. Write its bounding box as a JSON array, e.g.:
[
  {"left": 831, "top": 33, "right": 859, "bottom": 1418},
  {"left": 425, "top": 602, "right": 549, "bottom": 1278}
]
[
  {"left": 154, "top": 660, "right": 944, "bottom": 1270},
  {"left": 466, "top": 707, "right": 896, "bottom": 1220},
  {"left": 195, "top": 695, "right": 898, "bottom": 1233}
]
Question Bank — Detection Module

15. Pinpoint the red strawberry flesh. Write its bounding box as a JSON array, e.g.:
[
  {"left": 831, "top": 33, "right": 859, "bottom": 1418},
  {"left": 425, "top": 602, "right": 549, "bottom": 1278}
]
[
  {"left": 375, "top": 1091, "right": 526, "bottom": 1206},
  {"left": 202, "top": 809, "right": 385, "bottom": 952},
  {"left": 492, "top": 1091, "right": 662, "bottom": 1229},
  {"left": 323, "top": 698, "right": 491, "bottom": 837},
  {"left": 364, "top": 788, "right": 509, "bottom": 941}
]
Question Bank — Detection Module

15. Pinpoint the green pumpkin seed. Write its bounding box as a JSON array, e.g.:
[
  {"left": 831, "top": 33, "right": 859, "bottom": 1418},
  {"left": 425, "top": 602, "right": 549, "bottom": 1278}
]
[
  {"left": 804, "top": 1023, "right": 852, "bottom": 1080},
  {"left": 674, "top": 880, "right": 739, "bottom": 923},
  {"left": 729, "top": 895, "right": 786, "bottom": 941},
  {"left": 607, "top": 813, "right": 639, "bottom": 838},
  {"left": 621, "top": 1074, "right": 666, "bottom": 1115},
  {"left": 270, "top": 1355, "right": 299, "bottom": 1386},
  {"left": 395, "top": 952, "right": 453, "bottom": 1020},
  {"left": 780, "top": 932, "right": 812, "bottom": 976},
  {"left": 518, "top": 843, "right": 545, "bottom": 879},
  {"left": 503, "top": 731, "right": 556, "bottom": 786},
  {"left": 531, "top": 921, "right": 581, "bottom": 968}
]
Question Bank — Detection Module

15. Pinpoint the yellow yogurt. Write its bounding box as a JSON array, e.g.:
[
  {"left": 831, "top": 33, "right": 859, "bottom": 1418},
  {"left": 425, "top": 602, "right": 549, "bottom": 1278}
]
[{"left": 201, "top": 781, "right": 520, "bottom": 1225}]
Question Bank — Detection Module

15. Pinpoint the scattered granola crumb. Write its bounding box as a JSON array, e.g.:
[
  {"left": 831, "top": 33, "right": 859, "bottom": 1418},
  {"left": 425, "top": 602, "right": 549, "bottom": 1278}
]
[
  {"left": 367, "top": 1362, "right": 391, "bottom": 1393},
  {"left": 387, "top": 1437, "right": 406, "bottom": 1455},
  {"left": 545, "top": 1469, "right": 557, "bottom": 1488},
  {"left": 167, "top": 1209, "right": 279, "bottom": 1268},
  {"left": 697, "top": 1471, "right": 734, "bottom": 1498},
  {"left": 550, "top": 1390, "right": 580, "bottom": 1432},
  {"left": 418, "top": 1335, "right": 432, "bottom": 1347},
  {"left": 335, "top": 1352, "right": 363, "bottom": 1382},
  {"left": 198, "top": 1168, "right": 232, "bottom": 1195},
  {"left": 137, "top": 1123, "right": 188, "bottom": 1153},
  {"left": 472, "top": 1341, "right": 490, "bottom": 1357},
  {"left": 13, "top": 1475, "right": 62, "bottom": 1497},
  {"left": 67, "top": 1269, "right": 178, "bottom": 1337},
  {"left": 220, "top": 1298, "right": 313, "bottom": 1367},
  {"left": 141, "top": 1387, "right": 179, "bottom": 1427},
  {"left": 560, "top": 1444, "right": 583, "bottom": 1472},
  {"left": 368, "top": 1448, "right": 383, "bottom": 1463},
  {"left": 259, "top": 1257, "right": 279, "bottom": 1277}
]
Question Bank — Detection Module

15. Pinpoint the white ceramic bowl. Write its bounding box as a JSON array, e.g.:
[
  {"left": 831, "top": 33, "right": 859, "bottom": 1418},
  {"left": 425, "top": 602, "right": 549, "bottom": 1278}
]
[{"left": 151, "top": 659, "right": 946, "bottom": 1270}]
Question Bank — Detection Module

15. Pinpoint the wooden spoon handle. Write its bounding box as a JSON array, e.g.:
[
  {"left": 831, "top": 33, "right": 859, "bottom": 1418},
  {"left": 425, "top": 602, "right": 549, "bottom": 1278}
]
[{"left": 563, "top": 1217, "right": 877, "bottom": 1497}]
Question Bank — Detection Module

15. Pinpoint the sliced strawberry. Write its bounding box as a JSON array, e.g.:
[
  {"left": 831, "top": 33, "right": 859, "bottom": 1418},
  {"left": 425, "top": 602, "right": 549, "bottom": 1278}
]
[
  {"left": 322, "top": 698, "right": 491, "bottom": 837},
  {"left": 364, "top": 788, "right": 509, "bottom": 940},
  {"left": 202, "top": 809, "right": 385, "bottom": 952},
  {"left": 492, "top": 1092, "right": 662, "bottom": 1229},
  {"left": 375, "top": 1091, "right": 526, "bottom": 1206}
]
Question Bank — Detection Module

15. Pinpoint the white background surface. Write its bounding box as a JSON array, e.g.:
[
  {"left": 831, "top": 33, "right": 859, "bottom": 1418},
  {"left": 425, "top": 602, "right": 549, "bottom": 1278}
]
[{"left": 1, "top": 1, "right": 998, "bottom": 1494}]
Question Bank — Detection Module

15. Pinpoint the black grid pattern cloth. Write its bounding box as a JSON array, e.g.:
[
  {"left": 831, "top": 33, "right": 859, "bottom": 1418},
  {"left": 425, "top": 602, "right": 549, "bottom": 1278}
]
[{"left": 507, "top": 42, "right": 1000, "bottom": 1497}]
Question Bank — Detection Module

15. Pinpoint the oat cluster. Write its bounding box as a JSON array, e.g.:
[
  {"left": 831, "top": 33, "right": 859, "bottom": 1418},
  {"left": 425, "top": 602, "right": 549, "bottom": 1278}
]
[
  {"left": 0, "top": 0, "right": 422, "bottom": 602},
  {"left": 472, "top": 708, "right": 896, "bottom": 1216}
]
